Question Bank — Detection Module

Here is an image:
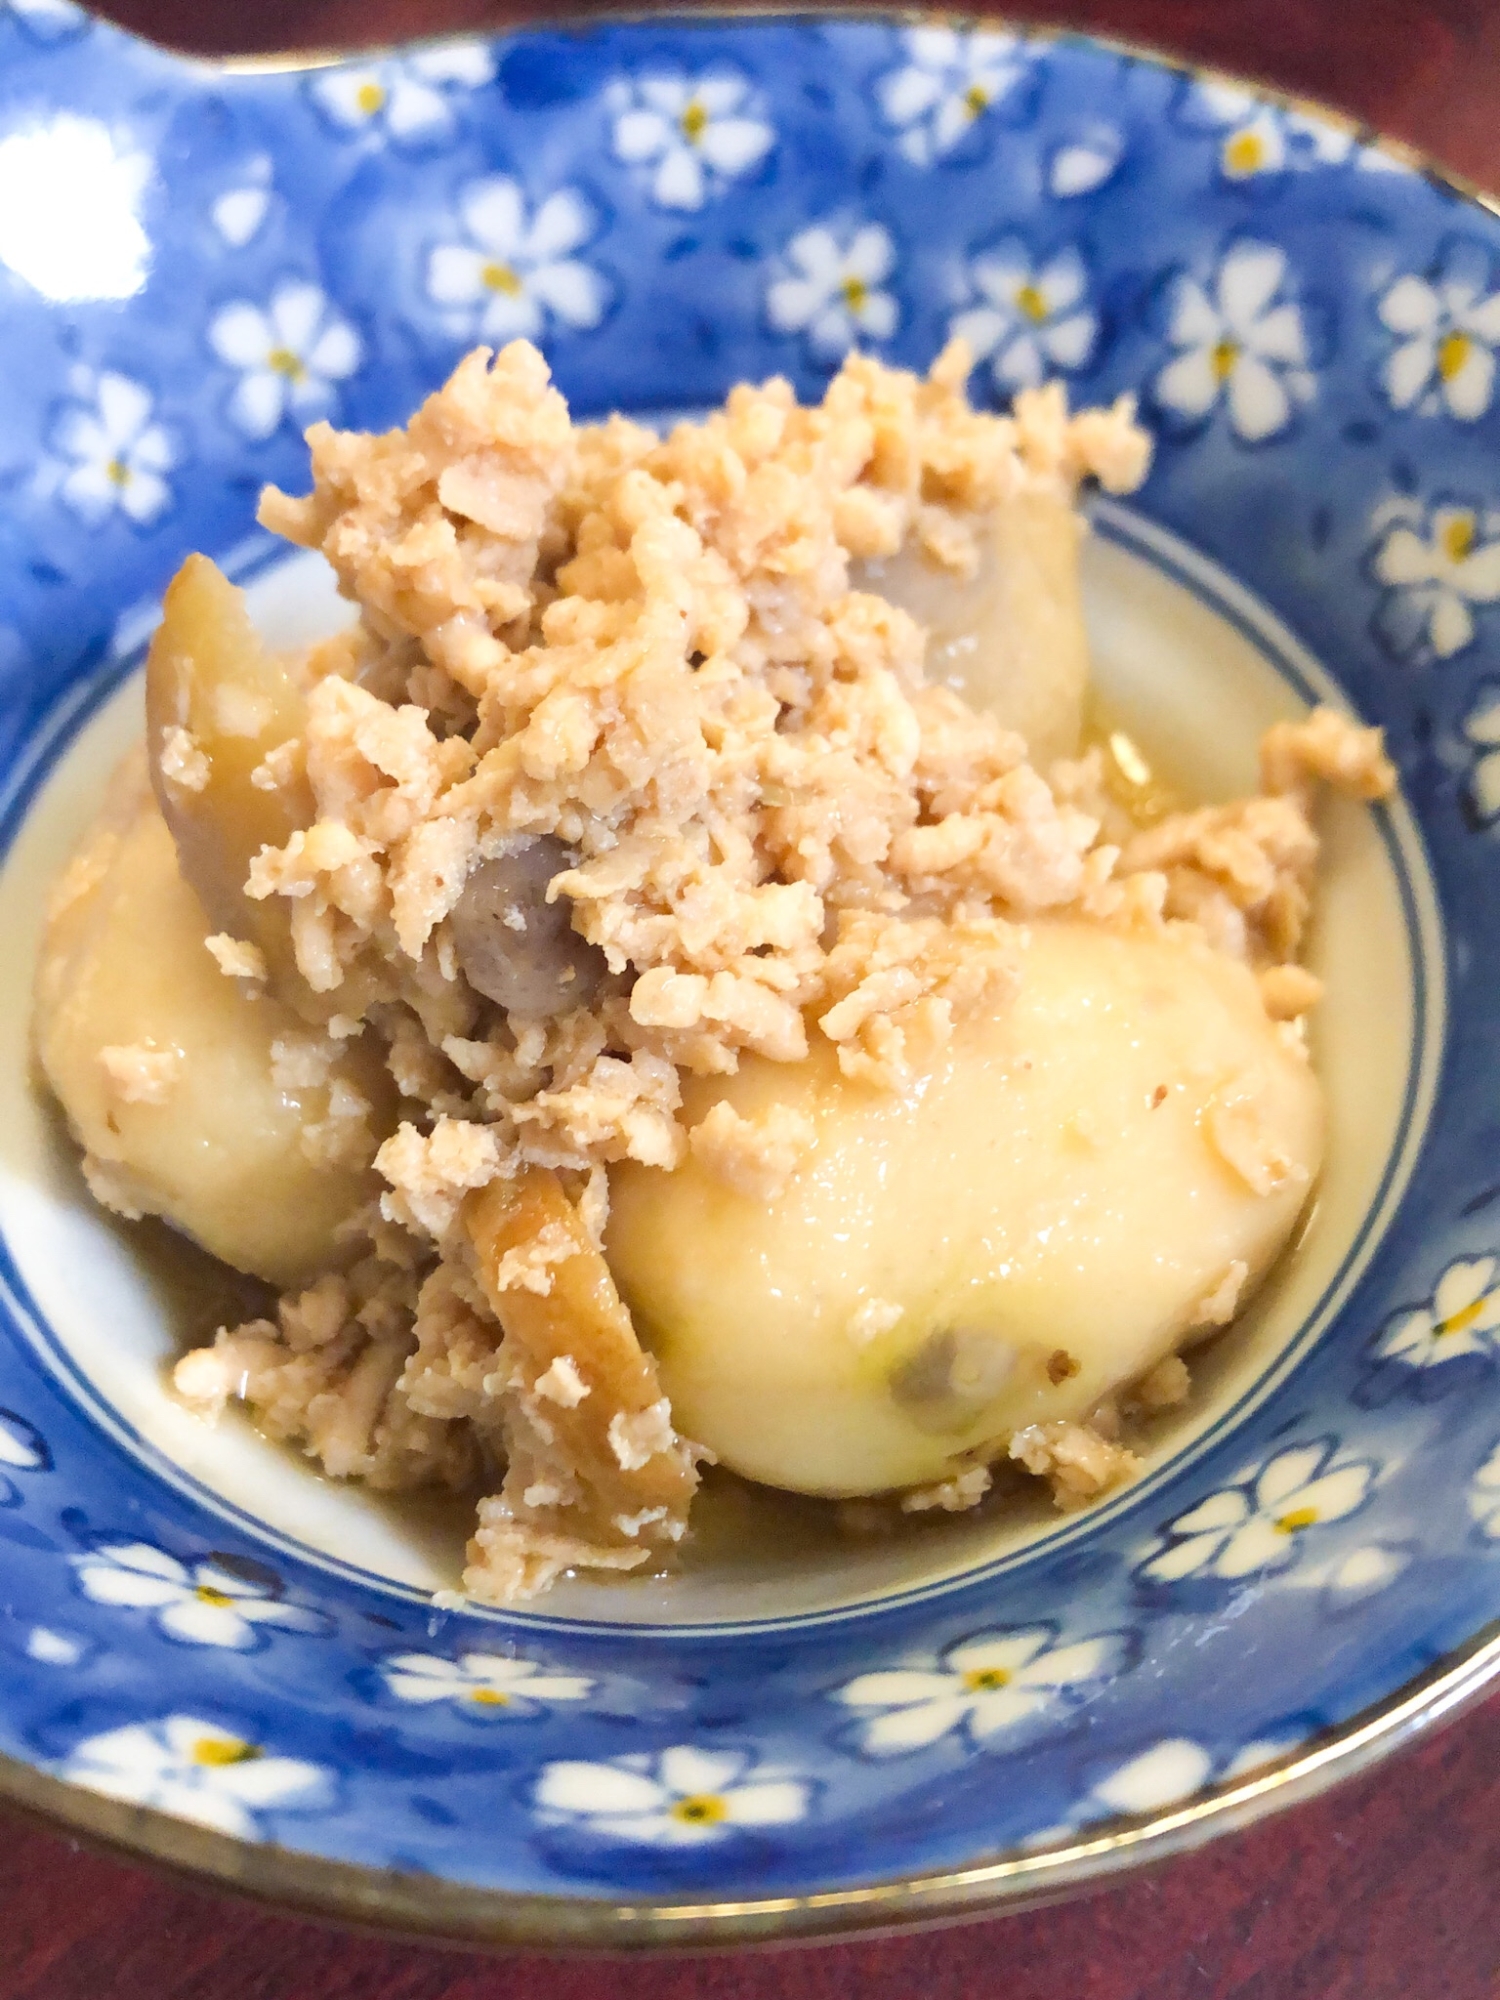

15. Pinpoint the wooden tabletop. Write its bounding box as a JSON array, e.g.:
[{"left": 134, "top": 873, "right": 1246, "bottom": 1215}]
[
  {"left": 6, "top": 2, "right": 1500, "bottom": 1994},
  {"left": 4, "top": 1696, "right": 1497, "bottom": 1995}
]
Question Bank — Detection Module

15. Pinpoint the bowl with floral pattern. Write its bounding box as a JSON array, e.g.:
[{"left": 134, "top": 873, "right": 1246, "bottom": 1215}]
[{"left": 0, "top": 1, "right": 1497, "bottom": 1949}]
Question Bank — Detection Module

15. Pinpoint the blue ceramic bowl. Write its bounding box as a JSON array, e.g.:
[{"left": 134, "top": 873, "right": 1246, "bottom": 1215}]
[{"left": 0, "top": 4, "right": 1497, "bottom": 1947}]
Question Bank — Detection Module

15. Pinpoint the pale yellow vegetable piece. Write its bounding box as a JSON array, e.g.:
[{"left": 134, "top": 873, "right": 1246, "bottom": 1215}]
[
  {"left": 608, "top": 920, "right": 1323, "bottom": 1497},
  {"left": 35, "top": 760, "right": 394, "bottom": 1288},
  {"left": 856, "top": 491, "right": 1089, "bottom": 763}
]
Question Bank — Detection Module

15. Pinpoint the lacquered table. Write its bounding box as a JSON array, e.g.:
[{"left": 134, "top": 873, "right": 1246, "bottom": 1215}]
[{"left": 3, "top": 3, "right": 1498, "bottom": 1995}]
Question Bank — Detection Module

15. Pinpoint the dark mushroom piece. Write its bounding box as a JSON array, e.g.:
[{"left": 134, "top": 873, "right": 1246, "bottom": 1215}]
[
  {"left": 889, "top": 1327, "right": 1017, "bottom": 1435},
  {"left": 449, "top": 837, "right": 607, "bottom": 1018}
]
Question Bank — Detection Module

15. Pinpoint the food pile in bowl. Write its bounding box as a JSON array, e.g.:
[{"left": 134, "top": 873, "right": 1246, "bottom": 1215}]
[{"left": 34, "top": 337, "right": 1393, "bottom": 1604}]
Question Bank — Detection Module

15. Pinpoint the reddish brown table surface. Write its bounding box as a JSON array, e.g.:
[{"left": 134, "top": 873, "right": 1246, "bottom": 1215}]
[{"left": 6, "top": 3, "right": 1500, "bottom": 1995}]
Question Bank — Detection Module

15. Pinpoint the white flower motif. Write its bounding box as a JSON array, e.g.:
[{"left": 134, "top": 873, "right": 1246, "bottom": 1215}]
[
  {"left": 535, "top": 1745, "right": 808, "bottom": 1847},
  {"left": 949, "top": 241, "right": 1097, "bottom": 393},
  {"left": 1378, "top": 239, "right": 1500, "bottom": 422},
  {"left": 609, "top": 71, "right": 773, "bottom": 212},
  {"left": 381, "top": 1650, "right": 593, "bottom": 1712},
  {"left": 208, "top": 282, "right": 360, "bottom": 441},
  {"left": 27, "top": 1628, "right": 85, "bottom": 1665},
  {"left": 835, "top": 1623, "right": 1128, "bottom": 1756},
  {"left": 1326, "top": 1543, "right": 1410, "bottom": 1599},
  {"left": 1093, "top": 1736, "right": 1215, "bottom": 1814},
  {"left": 1212, "top": 101, "right": 1288, "bottom": 181},
  {"left": 45, "top": 372, "right": 174, "bottom": 528},
  {"left": 427, "top": 177, "right": 610, "bottom": 345},
  {"left": 71, "top": 1541, "right": 326, "bottom": 1650},
  {"left": 0, "top": 1408, "right": 46, "bottom": 1472},
  {"left": 1369, "top": 500, "right": 1500, "bottom": 662},
  {"left": 1047, "top": 126, "right": 1125, "bottom": 198},
  {"left": 1373, "top": 1255, "right": 1500, "bottom": 1371},
  {"left": 1359, "top": 145, "right": 1417, "bottom": 178},
  {"left": 1181, "top": 82, "right": 1354, "bottom": 181},
  {"left": 1461, "top": 683, "right": 1500, "bottom": 824},
  {"left": 1153, "top": 241, "right": 1314, "bottom": 443},
  {"left": 212, "top": 189, "right": 270, "bottom": 248},
  {"left": 874, "top": 27, "right": 1032, "bottom": 166},
  {"left": 64, "top": 1716, "right": 328, "bottom": 1840},
  {"left": 307, "top": 45, "right": 495, "bottom": 147},
  {"left": 211, "top": 157, "right": 272, "bottom": 249},
  {"left": 766, "top": 223, "right": 898, "bottom": 361},
  {"left": 1470, "top": 1439, "right": 1500, "bottom": 1537},
  {"left": 1026, "top": 1732, "right": 1302, "bottom": 1848},
  {"left": 0, "top": 1407, "right": 48, "bottom": 1507},
  {"left": 1222, "top": 1734, "right": 1307, "bottom": 1780},
  {"left": 1138, "top": 1437, "right": 1375, "bottom": 1585}
]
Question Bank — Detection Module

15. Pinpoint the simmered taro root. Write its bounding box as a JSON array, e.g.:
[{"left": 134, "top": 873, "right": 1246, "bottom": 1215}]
[
  {"left": 855, "top": 484, "right": 1089, "bottom": 765},
  {"left": 36, "top": 757, "right": 394, "bottom": 1288},
  {"left": 36, "top": 334, "right": 1399, "bottom": 1603},
  {"left": 609, "top": 921, "right": 1322, "bottom": 1499}
]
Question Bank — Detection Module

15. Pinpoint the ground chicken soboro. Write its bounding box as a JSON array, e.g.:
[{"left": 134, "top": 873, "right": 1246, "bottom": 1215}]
[{"left": 33, "top": 338, "right": 1396, "bottom": 1605}]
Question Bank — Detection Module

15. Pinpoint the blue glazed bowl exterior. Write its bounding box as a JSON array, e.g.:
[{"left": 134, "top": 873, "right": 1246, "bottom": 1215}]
[{"left": 0, "top": 4, "right": 1497, "bottom": 1943}]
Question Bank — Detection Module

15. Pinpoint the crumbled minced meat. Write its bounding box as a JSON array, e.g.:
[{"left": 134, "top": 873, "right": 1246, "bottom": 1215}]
[
  {"left": 1258, "top": 962, "right": 1324, "bottom": 1021},
  {"left": 1192, "top": 1261, "right": 1250, "bottom": 1332},
  {"left": 687, "top": 1099, "right": 816, "bottom": 1200},
  {"left": 607, "top": 1399, "right": 676, "bottom": 1473},
  {"left": 846, "top": 1297, "right": 904, "bottom": 1349},
  {"left": 534, "top": 1354, "right": 589, "bottom": 1407},
  {"left": 1260, "top": 708, "right": 1396, "bottom": 802},
  {"left": 1126, "top": 1353, "right": 1192, "bottom": 1412},
  {"left": 1009, "top": 1419, "right": 1142, "bottom": 1510},
  {"left": 82, "top": 1151, "right": 147, "bottom": 1222},
  {"left": 161, "top": 339, "right": 1394, "bottom": 1600},
  {"left": 1206, "top": 1077, "right": 1312, "bottom": 1198},
  {"left": 205, "top": 933, "right": 267, "bottom": 982},
  {"left": 158, "top": 725, "right": 209, "bottom": 794},
  {"left": 901, "top": 1465, "right": 993, "bottom": 1513},
  {"left": 99, "top": 1042, "right": 182, "bottom": 1106}
]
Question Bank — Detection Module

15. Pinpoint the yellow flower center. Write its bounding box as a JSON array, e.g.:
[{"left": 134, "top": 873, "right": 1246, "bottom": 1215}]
[
  {"left": 963, "top": 1666, "right": 1012, "bottom": 1692},
  {"left": 1442, "top": 512, "right": 1477, "bottom": 562},
  {"left": 680, "top": 99, "right": 709, "bottom": 143},
  {"left": 1015, "top": 283, "right": 1048, "bottom": 324},
  {"left": 1437, "top": 329, "right": 1472, "bottom": 383},
  {"left": 194, "top": 1585, "right": 233, "bottom": 1608},
  {"left": 671, "top": 1792, "right": 728, "bottom": 1825},
  {"left": 470, "top": 1687, "right": 509, "bottom": 1705},
  {"left": 842, "top": 276, "right": 868, "bottom": 312},
  {"left": 356, "top": 81, "right": 387, "bottom": 116},
  {"left": 1436, "top": 1295, "right": 1487, "bottom": 1337},
  {"left": 1211, "top": 337, "right": 1239, "bottom": 381},
  {"left": 105, "top": 455, "right": 129, "bottom": 487},
  {"left": 482, "top": 262, "right": 523, "bottom": 297},
  {"left": 1224, "top": 129, "right": 1265, "bottom": 175},
  {"left": 267, "top": 346, "right": 306, "bottom": 382},
  {"left": 1274, "top": 1505, "right": 1320, "bottom": 1534},
  {"left": 964, "top": 84, "right": 990, "bottom": 116},
  {"left": 193, "top": 1734, "right": 261, "bottom": 1767}
]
